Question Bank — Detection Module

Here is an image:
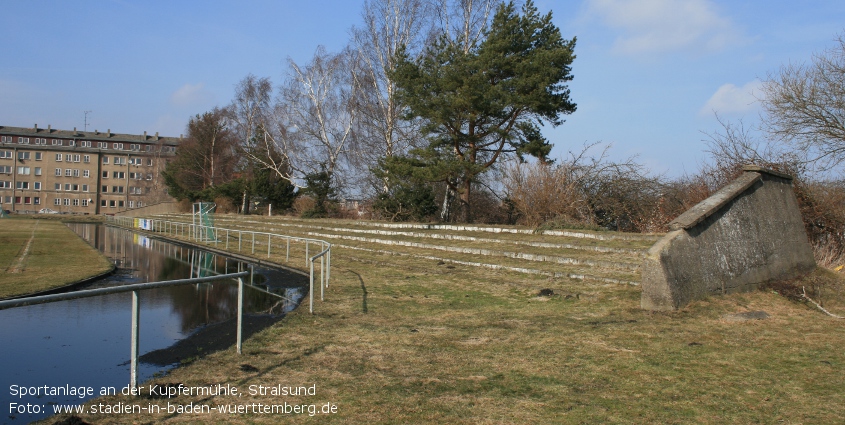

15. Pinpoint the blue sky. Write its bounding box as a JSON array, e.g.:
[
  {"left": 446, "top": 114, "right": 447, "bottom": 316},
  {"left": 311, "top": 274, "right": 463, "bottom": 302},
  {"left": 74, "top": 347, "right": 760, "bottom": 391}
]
[{"left": 2, "top": 0, "right": 844, "bottom": 177}]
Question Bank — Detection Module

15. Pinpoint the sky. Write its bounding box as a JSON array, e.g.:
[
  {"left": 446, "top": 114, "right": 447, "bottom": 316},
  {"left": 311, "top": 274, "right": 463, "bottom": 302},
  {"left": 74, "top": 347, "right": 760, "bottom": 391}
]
[{"left": 2, "top": 0, "right": 844, "bottom": 178}]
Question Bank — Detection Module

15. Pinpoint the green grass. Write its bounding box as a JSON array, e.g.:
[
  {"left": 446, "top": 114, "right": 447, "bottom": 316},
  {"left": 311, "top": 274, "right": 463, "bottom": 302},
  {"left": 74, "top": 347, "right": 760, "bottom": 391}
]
[
  {"left": 0, "top": 217, "right": 113, "bottom": 298},
  {"left": 45, "top": 215, "right": 845, "bottom": 424}
]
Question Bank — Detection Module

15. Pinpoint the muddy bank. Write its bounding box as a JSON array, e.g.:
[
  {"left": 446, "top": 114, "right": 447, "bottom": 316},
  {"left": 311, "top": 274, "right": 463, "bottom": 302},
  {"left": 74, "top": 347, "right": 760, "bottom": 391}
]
[{"left": 139, "top": 314, "right": 286, "bottom": 366}]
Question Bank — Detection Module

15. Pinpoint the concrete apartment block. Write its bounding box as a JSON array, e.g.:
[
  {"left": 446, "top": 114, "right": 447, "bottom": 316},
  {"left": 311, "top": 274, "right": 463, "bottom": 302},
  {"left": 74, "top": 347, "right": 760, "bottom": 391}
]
[
  {"left": 641, "top": 166, "right": 816, "bottom": 311},
  {"left": 0, "top": 124, "right": 179, "bottom": 215}
]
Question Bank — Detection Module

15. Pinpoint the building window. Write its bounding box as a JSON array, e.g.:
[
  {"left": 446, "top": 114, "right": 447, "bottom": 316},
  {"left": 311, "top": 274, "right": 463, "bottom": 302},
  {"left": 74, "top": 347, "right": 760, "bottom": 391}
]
[
  {"left": 109, "top": 200, "right": 115, "bottom": 208},
  {"left": 52, "top": 139, "right": 62, "bottom": 146},
  {"left": 15, "top": 196, "right": 21, "bottom": 204},
  {"left": 82, "top": 184, "right": 88, "bottom": 192},
  {"left": 146, "top": 173, "right": 153, "bottom": 180},
  {"left": 63, "top": 198, "right": 70, "bottom": 206},
  {"left": 17, "top": 166, "right": 30, "bottom": 175},
  {"left": 18, "top": 137, "right": 29, "bottom": 144},
  {"left": 55, "top": 154, "right": 62, "bottom": 162},
  {"left": 112, "top": 186, "right": 124, "bottom": 193},
  {"left": 55, "top": 168, "right": 62, "bottom": 176},
  {"left": 0, "top": 166, "right": 11, "bottom": 174},
  {"left": 73, "top": 169, "right": 80, "bottom": 177},
  {"left": 81, "top": 141, "right": 92, "bottom": 148},
  {"left": 33, "top": 197, "right": 40, "bottom": 205},
  {"left": 24, "top": 197, "right": 31, "bottom": 205},
  {"left": 83, "top": 155, "right": 90, "bottom": 163},
  {"left": 68, "top": 141, "right": 76, "bottom": 147},
  {"left": 55, "top": 198, "right": 62, "bottom": 206},
  {"left": 102, "top": 171, "right": 108, "bottom": 179},
  {"left": 0, "top": 181, "right": 11, "bottom": 189},
  {"left": 100, "top": 200, "right": 106, "bottom": 207},
  {"left": 54, "top": 183, "right": 61, "bottom": 191},
  {"left": 72, "top": 184, "right": 79, "bottom": 191},
  {"left": 34, "top": 182, "right": 41, "bottom": 190},
  {"left": 83, "top": 170, "right": 90, "bottom": 178},
  {"left": 65, "top": 169, "right": 72, "bottom": 177},
  {"left": 102, "top": 157, "right": 109, "bottom": 164},
  {"left": 101, "top": 185, "right": 108, "bottom": 193},
  {"left": 118, "top": 200, "right": 124, "bottom": 208},
  {"left": 113, "top": 143, "right": 123, "bottom": 150},
  {"left": 147, "top": 158, "right": 153, "bottom": 166},
  {"left": 34, "top": 167, "right": 41, "bottom": 176},
  {"left": 131, "top": 144, "right": 140, "bottom": 151},
  {"left": 16, "top": 181, "right": 29, "bottom": 190},
  {"left": 114, "top": 157, "right": 126, "bottom": 165},
  {"left": 18, "top": 152, "right": 30, "bottom": 160},
  {"left": 1, "top": 136, "right": 13, "bottom": 143},
  {"left": 73, "top": 155, "right": 80, "bottom": 162},
  {"left": 112, "top": 171, "right": 125, "bottom": 179},
  {"left": 81, "top": 199, "right": 89, "bottom": 207},
  {"left": 35, "top": 138, "right": 47, "bottom": 145},
  {"left": 72, "top": 199, "right": 79, "bottom": 206},
  {"left": 34, "top": 152, "right": 42, "bottom": 160},
  {"left": 0, "top": 150, "right": 12, "bottom": 158},
  {"left": 65, "top": 154, "right": 72, "bottom": 162},
  {"left": 64, "top": 184, "right": 71, "bottom": 191},
  {"left": 98, "top": 142, "right": 107, "bottom": 149}
]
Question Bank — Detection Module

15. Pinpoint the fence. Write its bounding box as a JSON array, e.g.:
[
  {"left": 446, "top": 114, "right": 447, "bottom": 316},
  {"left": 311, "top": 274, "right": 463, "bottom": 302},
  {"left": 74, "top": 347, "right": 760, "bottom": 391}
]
[
  {"left": 0, "top": 269, "right": 265, "bottom": 388},
  {"left": 107, "top": 215, "right": 331, "bottom": 314}
]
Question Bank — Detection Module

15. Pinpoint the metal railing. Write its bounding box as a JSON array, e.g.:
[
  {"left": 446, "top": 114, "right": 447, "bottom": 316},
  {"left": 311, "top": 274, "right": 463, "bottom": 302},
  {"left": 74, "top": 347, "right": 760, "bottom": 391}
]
[
  {"left": 0, "top": 269, "right": 260, "bottom": 388},
  {"left": 107, "top": 215, "right": 331, "bottom": 314}
]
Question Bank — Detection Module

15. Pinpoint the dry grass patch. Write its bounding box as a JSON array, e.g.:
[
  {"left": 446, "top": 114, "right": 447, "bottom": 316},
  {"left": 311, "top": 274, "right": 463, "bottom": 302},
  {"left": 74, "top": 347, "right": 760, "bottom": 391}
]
[{"left": 0, "top": 217, "right": 113, "bottom": 298}]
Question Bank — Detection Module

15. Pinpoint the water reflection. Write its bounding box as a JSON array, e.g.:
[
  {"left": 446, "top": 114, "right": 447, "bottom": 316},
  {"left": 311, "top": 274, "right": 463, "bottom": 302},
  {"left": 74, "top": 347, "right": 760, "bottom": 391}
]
[{"left": 0, "top": 223, "right": 306, "bottom": 424}]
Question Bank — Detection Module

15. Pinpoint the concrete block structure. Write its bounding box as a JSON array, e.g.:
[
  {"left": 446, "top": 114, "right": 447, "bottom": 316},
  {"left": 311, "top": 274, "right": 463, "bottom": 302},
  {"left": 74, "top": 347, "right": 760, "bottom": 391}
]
[
  {"left": 641, "top": 166, "right": 816, "bottom": 311},
  {"left": 0, "top": 124, "right": 179, "bottom": 215}
]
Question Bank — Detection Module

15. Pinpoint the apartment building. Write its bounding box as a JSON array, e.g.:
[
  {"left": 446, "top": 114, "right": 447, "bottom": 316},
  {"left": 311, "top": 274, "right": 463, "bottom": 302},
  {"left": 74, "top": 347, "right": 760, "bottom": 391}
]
[{"left": 0, "top": 124, "right": 179, "bottom": 214}]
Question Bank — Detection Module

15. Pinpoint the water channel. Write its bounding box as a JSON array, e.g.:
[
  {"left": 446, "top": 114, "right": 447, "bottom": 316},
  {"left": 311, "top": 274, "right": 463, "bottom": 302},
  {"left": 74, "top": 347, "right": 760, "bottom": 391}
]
[{"left": 1, "top": 223, "right": 308, "bottom": 424}]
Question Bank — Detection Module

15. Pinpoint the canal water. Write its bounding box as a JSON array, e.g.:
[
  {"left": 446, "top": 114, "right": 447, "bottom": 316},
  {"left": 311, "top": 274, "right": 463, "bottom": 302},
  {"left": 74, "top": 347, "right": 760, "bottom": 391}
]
[{"left": 1, "top": 223, "right": 307, "bottom": 424}]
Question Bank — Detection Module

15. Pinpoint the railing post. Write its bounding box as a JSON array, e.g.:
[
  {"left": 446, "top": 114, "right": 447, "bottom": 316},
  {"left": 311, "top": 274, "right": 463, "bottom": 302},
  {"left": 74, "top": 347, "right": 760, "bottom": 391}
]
[
  {"left": 309, "top": 259, "right": 314, "bottom": 314},
  {"left": 326, "top": 247, "right": 331, "bottom": 288},
  {"left": 320, "top": 253, "right": 325, "bottom": 302},
  {"left": 239, "top": 231, "right": 242, "bottom": 251},
  {"left": 286, "top": 237, "right": 290, "bottom": 262},
  {"left": 251, "top": 232, "right": 255, "bottom": 254},
  {"left": 305, "top": 241, "right": 309, "bottom": 267},
  {"left": 130, "top": 290, "right": 140, "bottom": 388},
  {"left": 267, "top": 234, "right": 271, "bottom": 258},
  {"left": 226, "top": 229, "right": 229, "bottom": 250},
  {"left": 236, "top": 276, "right": 244, "bottom": 355}
]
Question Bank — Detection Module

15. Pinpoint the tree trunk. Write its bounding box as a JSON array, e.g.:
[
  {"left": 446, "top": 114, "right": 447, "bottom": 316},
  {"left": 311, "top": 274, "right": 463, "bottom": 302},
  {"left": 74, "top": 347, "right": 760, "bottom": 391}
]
[{"left": 440, "top": 185, "right": 455, "bottom": 222}]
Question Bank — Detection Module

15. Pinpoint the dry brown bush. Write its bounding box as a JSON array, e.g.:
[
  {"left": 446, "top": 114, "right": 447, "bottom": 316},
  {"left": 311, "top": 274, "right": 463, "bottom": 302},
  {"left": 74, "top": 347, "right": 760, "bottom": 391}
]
[
  {"left": 213, "top": 197, "right": 237, "bottom": 214},
  {"left": 176, "top": 199, "right": 193, "bottom": 213},
  {"left": 292, "top": 196, "right": 316, "bottom": 217}
]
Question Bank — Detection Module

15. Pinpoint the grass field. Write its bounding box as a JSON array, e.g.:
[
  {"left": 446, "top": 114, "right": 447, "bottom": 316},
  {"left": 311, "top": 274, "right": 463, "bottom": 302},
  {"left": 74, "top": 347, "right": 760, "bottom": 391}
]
[
  {"left": 46, "top": 214, "right": 845, "bottom": 424},
  {"left": 0, "top": 217, "right": 113, "bottom": 299}
]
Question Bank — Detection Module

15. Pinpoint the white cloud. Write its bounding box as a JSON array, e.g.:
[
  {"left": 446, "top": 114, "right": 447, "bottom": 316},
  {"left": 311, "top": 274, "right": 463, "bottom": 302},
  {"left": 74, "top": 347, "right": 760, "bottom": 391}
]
[
  {"left": 585, "top": 0, "right": 747, "bottom": 55},
  {"left": 699, "top": 80, "right": 761, "bottom": 116},
  {"left": 169, "top": 82, "right": 214, "bottom": 107}
]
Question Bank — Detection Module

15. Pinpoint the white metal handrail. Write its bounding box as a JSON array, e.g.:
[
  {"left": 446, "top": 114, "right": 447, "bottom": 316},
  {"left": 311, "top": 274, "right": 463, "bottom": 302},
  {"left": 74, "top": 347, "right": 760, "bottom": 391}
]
[
  {"left": 0, "top": 270, "right": 252, "bottom": 388},
  {"left": 106, "top": 215, "right": 331, "bottom": 314}
]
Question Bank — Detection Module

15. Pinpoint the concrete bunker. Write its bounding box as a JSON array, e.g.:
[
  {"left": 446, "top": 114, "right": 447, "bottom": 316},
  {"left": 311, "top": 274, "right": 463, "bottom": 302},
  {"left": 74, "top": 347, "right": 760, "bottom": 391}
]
[{"left": 641, "top": 165, "right": 816, "bottom": 311}]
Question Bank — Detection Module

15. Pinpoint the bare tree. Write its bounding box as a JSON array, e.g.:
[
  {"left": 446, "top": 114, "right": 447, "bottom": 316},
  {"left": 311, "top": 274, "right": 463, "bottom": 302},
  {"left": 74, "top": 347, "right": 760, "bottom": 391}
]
[
  {"left": 352, "top": 0, "right": 428, "bottom": 192},
  {"left": 432, "top": 0, "right": 499, "bottom": 53},
  {"left": 762, "top": 33, "right": 845, "bottom": 173},
  {"left": 277, "top": 46, "right": 363, "bottom": 192}
]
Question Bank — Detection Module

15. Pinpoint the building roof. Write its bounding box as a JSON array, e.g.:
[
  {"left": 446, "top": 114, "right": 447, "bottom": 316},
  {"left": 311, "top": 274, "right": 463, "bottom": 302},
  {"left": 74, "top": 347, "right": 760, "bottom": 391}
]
[{"left": 0, "top": 124, "right": 181, "bottom": 146}]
